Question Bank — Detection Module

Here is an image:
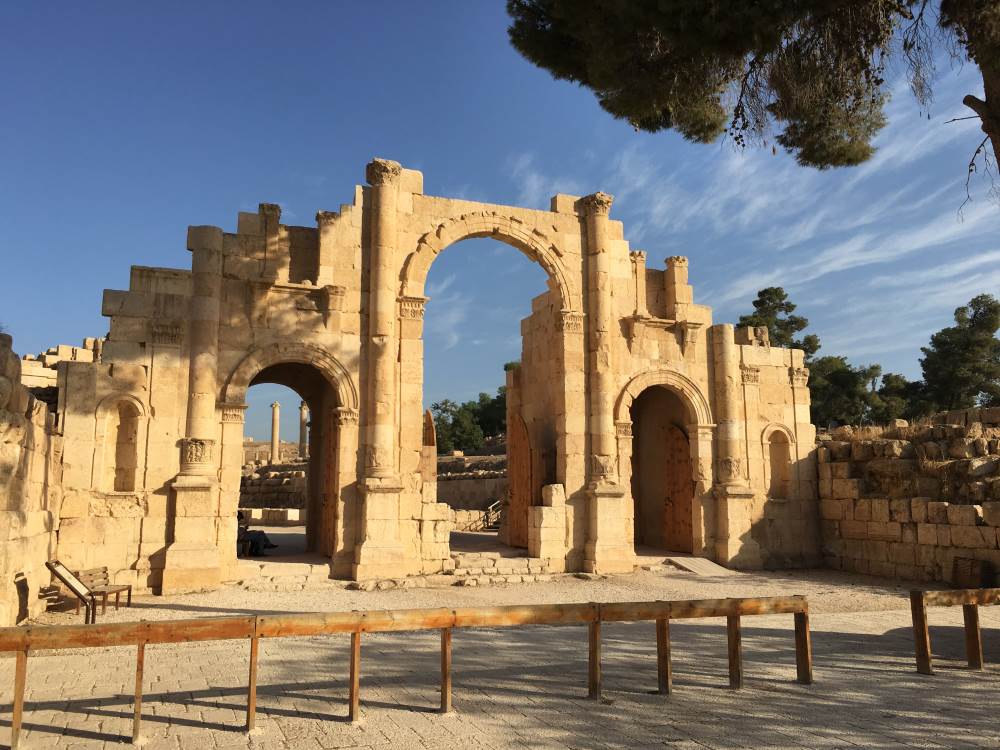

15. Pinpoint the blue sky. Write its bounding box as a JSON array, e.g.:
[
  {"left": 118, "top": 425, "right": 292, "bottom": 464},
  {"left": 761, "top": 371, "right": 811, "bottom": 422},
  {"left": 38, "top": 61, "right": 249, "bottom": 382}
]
[{"left": 2, "top": 3, "right": 996, "bottom": 441}]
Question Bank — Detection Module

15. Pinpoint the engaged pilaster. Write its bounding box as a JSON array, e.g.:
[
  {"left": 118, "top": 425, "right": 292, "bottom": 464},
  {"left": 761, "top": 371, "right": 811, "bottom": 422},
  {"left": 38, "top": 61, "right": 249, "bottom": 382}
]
[
  {"left": 710, "top": 323, "right": 762, "bottom": 568},
  {"left": 164, "top": 225, "right": 225, "bottom": 595},
  {"left": 355, "top": 158, "right": 407, "bottom": 580}
]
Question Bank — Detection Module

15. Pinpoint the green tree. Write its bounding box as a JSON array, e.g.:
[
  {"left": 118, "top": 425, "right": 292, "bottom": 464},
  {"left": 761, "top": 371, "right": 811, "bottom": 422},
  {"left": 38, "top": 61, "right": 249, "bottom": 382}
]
[
  {"left": 919, "top": 293, "right": 1000, "bottom": 410},
  {"left": 507, "top": 1, "right": 1000, "bottom": 172},
  {"left": 739, "top": 287, "right": 820, "bottom": 358},
  {"left": 450, "top": 405, "right": 486, "bottom": 452},
  {"left": 430, "top": 400, "right": 459, "bottom": 454},
  {"left": 808, "top": 356, "right": 883, "bottom": 427},
  {"left": 868, "top": 372, "right": 931, "bottom": 422},
  {"left": 474, "top": 387, "right": 507, "bottom": 438}
]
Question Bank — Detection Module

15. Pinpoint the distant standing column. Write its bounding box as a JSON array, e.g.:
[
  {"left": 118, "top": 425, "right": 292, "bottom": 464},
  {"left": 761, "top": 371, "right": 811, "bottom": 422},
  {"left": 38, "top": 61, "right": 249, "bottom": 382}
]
[
  {"left": 299, "top": 401, "right": 309, "bottom": 459},
  {"left": 270, "top": 401, "right": 281, "bottom": 464}
]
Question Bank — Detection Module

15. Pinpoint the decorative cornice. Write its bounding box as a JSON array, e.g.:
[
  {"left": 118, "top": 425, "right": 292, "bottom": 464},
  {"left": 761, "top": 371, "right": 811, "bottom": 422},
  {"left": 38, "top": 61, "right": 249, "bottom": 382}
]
[
  {"left": 741, "top": 365, "right": 760, "bottom": 385},
  {"left": 336, "top": 407, "right": 359, "bottom": 426},
  {"left": 556, "top": 310, "right": 585, "bottom": 333},
  {"left": 398, "top": 296, "right": 427, "bottom": 320},
  {"left": 579, "top": 192, "right": 613, "bottom": 216},
  {"left": 151, "top": 322, "right": 183, "bottom": 346},
  {"left": 366, "top": 158, "right": 402, "bottom": 187},
  {"left": 220, "top": 404, "right": 247, "bottom": 423}
]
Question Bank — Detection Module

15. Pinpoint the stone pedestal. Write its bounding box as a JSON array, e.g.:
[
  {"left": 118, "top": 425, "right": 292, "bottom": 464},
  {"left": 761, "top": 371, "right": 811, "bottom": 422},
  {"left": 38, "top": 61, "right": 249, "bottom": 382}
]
[
  {"left": 714, "top": 484, "right": 763, "bottom": 569},
  {"left": 353, "top": 477, "right": 408, "bottom": 580},
  {"left": 161, "top": 474, "right": 222, "bottom": 594},
  {"left": 583, "top": 483, "right": 634, "bottom": 574}
]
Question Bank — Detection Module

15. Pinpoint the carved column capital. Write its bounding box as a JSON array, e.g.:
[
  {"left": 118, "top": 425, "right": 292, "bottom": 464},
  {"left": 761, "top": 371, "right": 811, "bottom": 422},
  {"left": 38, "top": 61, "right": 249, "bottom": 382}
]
[
  {"left": 614, "top": 421, "right": 633, "bottom": 438},
  {"left": 665, "top": 255, "right": 688, "bottom": 268},
  {"left": 579, "top": 192, "right": 614, "bottom": 216},
  {"left": 629, "top": 250, "right": 647, "bottom": 265},
  {"left": 366, "top": 158, "right": 402, "bottom": 186}
]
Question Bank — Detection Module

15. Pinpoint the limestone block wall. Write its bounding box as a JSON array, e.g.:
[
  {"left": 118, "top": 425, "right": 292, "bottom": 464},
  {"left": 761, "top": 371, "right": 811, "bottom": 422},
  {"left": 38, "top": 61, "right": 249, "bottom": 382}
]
[
  {"left": 239, "top": 465, "right": 307, "bottom": 509},
  {"left": 819, "top": 410, "right": 1000, "bottom": 582},
  {"left": 436, "top": 476, "right": 507, "bottom": 511},
  {"left": 0, "top": 335, "right": 62, "bottom": 626}
]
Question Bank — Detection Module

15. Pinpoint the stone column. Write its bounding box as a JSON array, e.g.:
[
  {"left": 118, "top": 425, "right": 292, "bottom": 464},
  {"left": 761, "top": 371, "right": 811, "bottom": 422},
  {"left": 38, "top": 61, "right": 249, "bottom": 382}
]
[
  {"left": 580, "top": 193, "right": 631, "bottom": 574},
  {"left": 270, "top": 401, "right": 281, "bottom": 464},
  {"left": 298, "top": 401, "right": 309, "bottom": 459},
  {"left": 665, "top": 256, "right": 692, "bottom": 320},
  {"left": 163, "top": 225, "right": 225, "bottom": 595},
  {"left": 710, "top": 324, "right": 762, "bottom": 568},
  {"left": 629, "top": 251, "right": 648, "bottom": 318},
  {"left": 354, "top": 158, "right": 407, "bottom": 579}
]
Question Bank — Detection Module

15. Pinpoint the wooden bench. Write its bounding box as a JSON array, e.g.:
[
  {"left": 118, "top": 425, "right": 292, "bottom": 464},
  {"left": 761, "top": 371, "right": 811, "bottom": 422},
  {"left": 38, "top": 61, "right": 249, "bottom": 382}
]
[
  {"left": 77, "top": 567, "right": 132, "bottom": 618},
  {"left": 45, "top": 561, "right": 132, "bottom": 624}
]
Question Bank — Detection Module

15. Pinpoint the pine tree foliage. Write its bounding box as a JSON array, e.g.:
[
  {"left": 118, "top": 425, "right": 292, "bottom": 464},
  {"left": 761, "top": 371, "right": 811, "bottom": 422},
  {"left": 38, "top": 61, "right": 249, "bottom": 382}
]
[{"left": 507, "top": 0, "right": 1000, "bottom": 171}]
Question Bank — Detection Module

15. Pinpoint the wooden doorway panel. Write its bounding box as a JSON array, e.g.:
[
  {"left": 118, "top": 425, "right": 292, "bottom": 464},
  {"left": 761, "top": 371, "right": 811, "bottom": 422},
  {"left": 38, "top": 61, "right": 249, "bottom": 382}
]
[{"left": 664, "top": 425, "right": 693, "bottom": 552}]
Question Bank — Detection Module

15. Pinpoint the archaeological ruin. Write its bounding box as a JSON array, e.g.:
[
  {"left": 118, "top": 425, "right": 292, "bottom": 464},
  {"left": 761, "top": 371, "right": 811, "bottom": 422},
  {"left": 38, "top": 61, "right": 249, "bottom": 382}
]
[{"left": 0, "top": 157, "right": 826, "bottom": 625}]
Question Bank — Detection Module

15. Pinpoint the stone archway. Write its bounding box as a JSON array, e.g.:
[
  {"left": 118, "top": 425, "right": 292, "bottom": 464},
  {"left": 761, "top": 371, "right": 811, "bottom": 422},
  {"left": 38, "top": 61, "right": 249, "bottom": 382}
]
[
  {"left": 216, "top": 343, "right": 361, "bottom": 574},
  {"left": 615, "top": 370, "right": 715, "bottom": 556},
  {"left": 399, "top": 211, "right": 576, "bottom": 312},
  {"left": 221, "top": 342, "right": 359, "bottom": 411}
]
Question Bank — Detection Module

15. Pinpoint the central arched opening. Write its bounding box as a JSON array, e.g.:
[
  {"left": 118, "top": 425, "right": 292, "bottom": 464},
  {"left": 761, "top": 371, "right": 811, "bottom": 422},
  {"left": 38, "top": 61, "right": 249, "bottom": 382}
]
[
  {"left": 234, "top": 361, "right": 340, "bottom": 566},
  {"left": 416, "top": 233, "right": 558, "bottom": 561},
  {"left": 630, "top": 386, "right": 695, "bottom": 554}
]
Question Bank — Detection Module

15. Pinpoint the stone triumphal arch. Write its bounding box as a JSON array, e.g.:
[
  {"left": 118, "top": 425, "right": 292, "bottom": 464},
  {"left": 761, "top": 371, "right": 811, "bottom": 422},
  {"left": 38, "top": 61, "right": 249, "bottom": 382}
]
[{"left": 29, "top": 158, "right": 817, "bottom": 595}]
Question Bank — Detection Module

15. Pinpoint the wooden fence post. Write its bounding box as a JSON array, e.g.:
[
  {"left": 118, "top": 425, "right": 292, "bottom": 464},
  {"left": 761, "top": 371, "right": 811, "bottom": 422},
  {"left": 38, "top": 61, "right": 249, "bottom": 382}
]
[
  {"left": 655, "top": 618, "right": 672, "bottom": 695},
  {"left": 132, "top": 642, "right": 145, "bottom": 744},
  {"left": 11, "top": 648, "right": 27, "bottom": 750},
  {"left": 246, "top": 635, "right": 259, "bottom": 731},
  {"left": 962, "top": 603, "right": 983, "bottom": 670},
  {"left": 910, "top": 590, "right": 933, "bottom": 675},
  {"left": 588, "top": 621, "right": 601, "bottom": 700},
  {"left": 726, "top": 615, "right": 742, "bottom": 689},
  {"left": 794, "top": 610, "right": 813, "bottom": 685},
  {"left": 440, "top": 627, "right": 452, "bottom": 713},
  {"left": 349, "top": 631, "right": 361, "bottom": 722}
]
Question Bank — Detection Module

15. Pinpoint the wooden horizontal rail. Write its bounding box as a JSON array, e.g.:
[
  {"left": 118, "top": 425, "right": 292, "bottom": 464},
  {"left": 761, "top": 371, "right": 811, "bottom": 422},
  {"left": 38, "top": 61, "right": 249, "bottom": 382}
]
[
  {"left": 921, "top": 588, "right": 1000, "bottom": 608},
  {"left": 910, "top": 588, "right": 999, "bottom": 675},
  {"left": 2, "top": 596, "right": 811, "bottom": 748}
]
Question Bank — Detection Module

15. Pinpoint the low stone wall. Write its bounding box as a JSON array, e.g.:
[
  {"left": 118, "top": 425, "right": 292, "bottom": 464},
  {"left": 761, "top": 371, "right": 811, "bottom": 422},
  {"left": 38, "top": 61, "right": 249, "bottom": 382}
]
[
  {"left": 240, "top": 464, "right": 307, "bottom": 509},
  {"left": 244, "top": 507, "right": 306, "bottom": 526},
  {"left": 0, "top": 334, "right": 62, "bottom": 626},
  {"left": 436, "top": 476, "right": 506, "bottom": 511},
  {"left": 819, "top": 410, "right": 1000, "bottom": 584},
  {"left": 452, "top": 509, "right": 487, "bottom": 531}
]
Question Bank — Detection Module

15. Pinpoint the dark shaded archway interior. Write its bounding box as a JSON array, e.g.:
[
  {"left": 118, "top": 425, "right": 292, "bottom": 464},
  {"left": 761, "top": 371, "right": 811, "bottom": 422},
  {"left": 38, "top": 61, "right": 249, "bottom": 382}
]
[
  {"left": 630, "top": 386, "right": 695, "bottom": 554},
  {"left": 247, "top": 362, "right": 340, "bottom": 555}
]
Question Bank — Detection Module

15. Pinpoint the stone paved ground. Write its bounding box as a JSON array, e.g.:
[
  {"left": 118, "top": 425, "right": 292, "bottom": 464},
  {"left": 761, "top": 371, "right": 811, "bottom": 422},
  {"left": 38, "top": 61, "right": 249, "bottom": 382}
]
[{"left": 1, "top": 568, "right": 998, "bottom": 749}]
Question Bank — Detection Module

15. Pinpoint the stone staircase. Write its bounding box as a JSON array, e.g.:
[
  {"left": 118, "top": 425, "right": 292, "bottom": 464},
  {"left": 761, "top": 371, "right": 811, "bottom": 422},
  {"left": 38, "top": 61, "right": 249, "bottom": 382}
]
[{"left": 446, "top": 550, "right": 553, "bottom": 587}]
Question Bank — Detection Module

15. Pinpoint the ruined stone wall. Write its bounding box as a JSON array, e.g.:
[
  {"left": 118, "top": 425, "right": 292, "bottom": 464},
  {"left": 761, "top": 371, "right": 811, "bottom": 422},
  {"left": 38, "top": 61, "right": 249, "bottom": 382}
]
[
  {"left": 0, "top": 335, "right": 62, "bottom": 626},
  {"left": 819, "top": 409, "right": 1000, "bottom": 583},
  {"left": 239, "top": 464, "right": 307, "bottom": 509}
]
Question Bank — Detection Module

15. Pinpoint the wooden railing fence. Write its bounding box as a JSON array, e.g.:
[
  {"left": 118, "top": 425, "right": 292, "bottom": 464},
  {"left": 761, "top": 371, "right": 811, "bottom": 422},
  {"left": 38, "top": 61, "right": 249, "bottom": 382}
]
[
  {"left": 0, "top": 595, "right": 812, "bottom": 748},
  {"left": 910, "top": 587, "right": 1000, "bottom": 675}
]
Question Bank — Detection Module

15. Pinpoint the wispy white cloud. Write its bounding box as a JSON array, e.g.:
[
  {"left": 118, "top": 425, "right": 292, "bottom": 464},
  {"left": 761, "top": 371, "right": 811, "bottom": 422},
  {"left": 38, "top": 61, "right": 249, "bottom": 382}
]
[{"left": 506, "top": 153, "right": 585, "bottom": 208}]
